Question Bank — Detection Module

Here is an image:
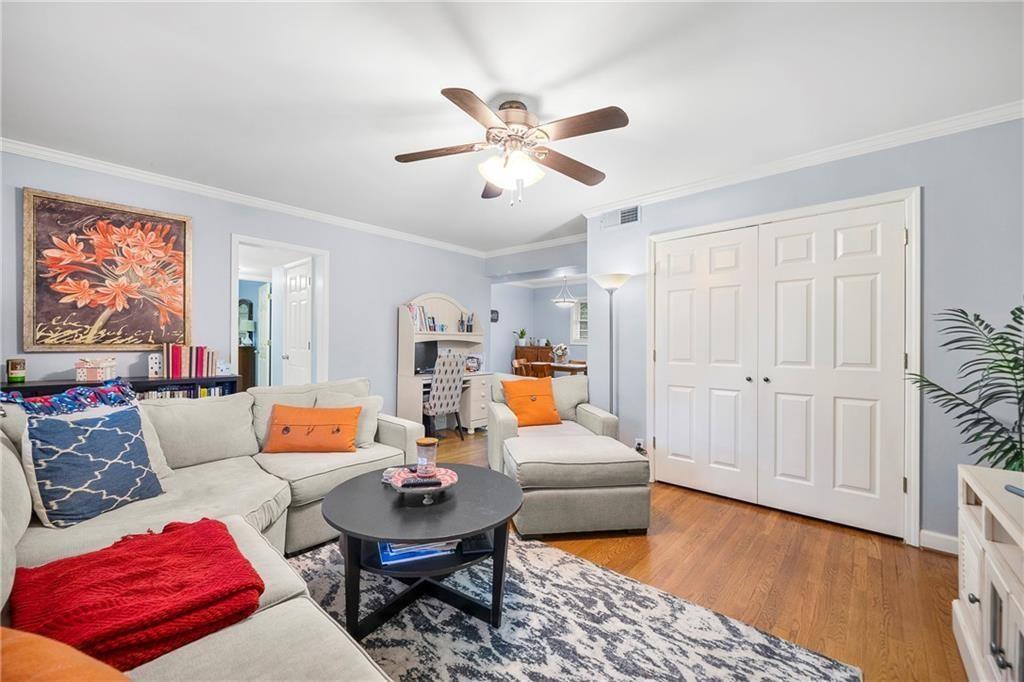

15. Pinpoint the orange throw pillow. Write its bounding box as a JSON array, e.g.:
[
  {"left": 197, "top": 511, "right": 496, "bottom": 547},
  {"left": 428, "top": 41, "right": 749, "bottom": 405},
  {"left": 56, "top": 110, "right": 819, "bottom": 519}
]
[
  {"left": 502, "top": 377, "right": 562, "bottom": 427},
  {"left": 262, "top": 405, "right": 361, "bottom": 453},
  {"left": 0, "top": 627, "right": 127, "bottom": 681}
]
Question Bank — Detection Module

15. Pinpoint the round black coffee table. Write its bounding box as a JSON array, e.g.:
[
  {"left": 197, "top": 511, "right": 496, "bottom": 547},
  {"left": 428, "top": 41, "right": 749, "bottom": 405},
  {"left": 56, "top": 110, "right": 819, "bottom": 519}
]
[{"left": 322, "top": 463, "right": 523, "bottom": 640}]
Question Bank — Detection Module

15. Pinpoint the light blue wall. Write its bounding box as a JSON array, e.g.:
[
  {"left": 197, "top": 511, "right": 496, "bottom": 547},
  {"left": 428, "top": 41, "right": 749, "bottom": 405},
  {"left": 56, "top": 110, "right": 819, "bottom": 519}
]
[
  {"left": 586, "top": 120, "right": 1024, "bottom": 537},
  {"left": 237, "top": 279, "right": 262, "bottom": 345},
  {"left": 485, "top": 239, "right": 586, "bottom": 278},
  {"left": 531, "top": 285, "right": 587, "bottom": 362},
  {"left": 488, "top": 283, "right": 533, "bottom": 373},
  {"left": 0, "top": 152, "right": 490, "bottom": 413}
]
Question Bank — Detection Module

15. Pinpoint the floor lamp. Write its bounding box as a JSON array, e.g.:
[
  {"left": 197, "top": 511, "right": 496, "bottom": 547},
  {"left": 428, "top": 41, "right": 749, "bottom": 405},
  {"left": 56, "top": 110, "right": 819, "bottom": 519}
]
[{"left": 592, "top": 273, "right": 632, "bottom": 415}]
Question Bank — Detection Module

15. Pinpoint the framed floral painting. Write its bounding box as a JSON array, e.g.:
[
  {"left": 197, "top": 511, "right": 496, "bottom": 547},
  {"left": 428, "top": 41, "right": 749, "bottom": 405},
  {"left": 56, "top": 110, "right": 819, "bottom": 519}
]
[{"left": 23, "top": 188, "right": 192, "bottom": 351}]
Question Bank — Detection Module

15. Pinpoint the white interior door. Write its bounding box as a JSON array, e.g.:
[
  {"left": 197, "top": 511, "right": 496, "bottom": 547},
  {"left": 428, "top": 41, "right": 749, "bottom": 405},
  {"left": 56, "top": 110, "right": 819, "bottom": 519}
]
[
  {"left": 283, "top": 259, "right": 312, "bottom": 385},
  {"left": 653, "top": 226, "right": 759, "bottom": 502},
  {"left": 756, "top": 201, "right": 906, "bottom": 536},
  {"left": 256, "top": 283, "right": 271, "bottom": 386}
]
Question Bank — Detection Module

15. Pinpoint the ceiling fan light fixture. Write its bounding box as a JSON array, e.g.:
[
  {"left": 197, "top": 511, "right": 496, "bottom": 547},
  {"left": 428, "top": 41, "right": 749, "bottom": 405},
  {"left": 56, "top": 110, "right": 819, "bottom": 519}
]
[
  {"left": 477, "top": 150, "right": 544, "bottom": 190},
  {"left": 552, "top": 276, "right": 577, "bottom": 309}
]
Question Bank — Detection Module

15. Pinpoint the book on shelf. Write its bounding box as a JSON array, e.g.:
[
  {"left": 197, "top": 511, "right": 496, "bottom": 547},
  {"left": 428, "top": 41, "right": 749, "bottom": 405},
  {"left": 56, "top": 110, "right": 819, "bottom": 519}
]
[
  {"left": 135, "top": 384, "right": 228, "bottom": 401},
  {"left": 160, "top": 344, "right": 219, "bottom": 379}
]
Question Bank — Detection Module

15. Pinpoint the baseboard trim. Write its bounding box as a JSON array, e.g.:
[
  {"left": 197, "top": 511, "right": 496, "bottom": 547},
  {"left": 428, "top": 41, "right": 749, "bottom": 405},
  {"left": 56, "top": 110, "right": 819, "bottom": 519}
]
[{"left": 920, "top": 530, "right": 958, "bottom": 554}]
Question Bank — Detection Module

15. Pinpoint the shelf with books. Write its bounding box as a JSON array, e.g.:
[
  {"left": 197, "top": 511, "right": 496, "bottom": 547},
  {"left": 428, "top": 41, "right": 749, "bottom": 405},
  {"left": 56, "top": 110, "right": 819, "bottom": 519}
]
[{"left": 0, "top": 375, "right": 240, "bottom": 400}]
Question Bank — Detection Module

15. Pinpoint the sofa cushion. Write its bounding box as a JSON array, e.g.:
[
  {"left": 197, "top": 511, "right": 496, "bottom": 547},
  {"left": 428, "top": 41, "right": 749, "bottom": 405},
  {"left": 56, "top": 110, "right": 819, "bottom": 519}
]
[
  {"left": 141, "top": 393, "right": 258, "bottom": 468},
  {"left": 16, "top": 456, "right": 289, "bottom": 568},
  {"left": 254, "top": 443, "right": 405, "bottom": 507},
  {"left": 218, "top": 516, "right": 306, "bottom": 613},
  {"left": 502, "top": 436, "right": 650, "bottom": 489},
  {"left": 517, "top": 421, "right": 594, "bottom": 438},
  {"left": 1, "top": 402, "right": 173, "bottom": 480},
  {"left": 21, "top": 407, "right": 164, "bottom": 528},
  {"left": 491, "top": 374, "right": 589, "bottom": 420},
  {"left": 248, "top": 378, "right": 370, "bottom": 448},
  {"left": 315, "top": 393, "right": 382, "bottom": 448},
  {"left": 1, "top": 434, "right": 31, "bottom": 546},
  {"left": 129, "top": 596, "right": 389, "bottom": 681}
]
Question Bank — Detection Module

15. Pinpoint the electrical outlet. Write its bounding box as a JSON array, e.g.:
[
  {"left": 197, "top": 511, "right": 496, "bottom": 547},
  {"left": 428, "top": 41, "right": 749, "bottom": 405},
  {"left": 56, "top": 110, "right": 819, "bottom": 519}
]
[{"left": 634, "top": 438, "right": 645, "bottom": 450}]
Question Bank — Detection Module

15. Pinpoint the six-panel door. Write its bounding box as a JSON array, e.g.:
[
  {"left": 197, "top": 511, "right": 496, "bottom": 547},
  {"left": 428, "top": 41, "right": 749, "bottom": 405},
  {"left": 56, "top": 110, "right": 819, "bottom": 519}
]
[
  {"left": 654, "top": 226, "right": 759, "bottom": 502},
  {"left": 653, "top": 200, "right": 907, "bottom": 536}
]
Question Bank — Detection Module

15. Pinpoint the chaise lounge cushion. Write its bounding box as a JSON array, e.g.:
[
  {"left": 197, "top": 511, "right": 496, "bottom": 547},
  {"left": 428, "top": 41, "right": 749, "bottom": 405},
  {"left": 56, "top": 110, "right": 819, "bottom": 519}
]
[
  {"left": 129, "top": 596, "right": 389, "bottom": 681},
  {"left": 15, "top": 457, "right": 290, "bottom": 567},
  {"left": 217, "top": 516, "right": 306, "bottom": 613},
  {"left": 503, "top": 436, "right": 650, "bottom": 489},
  {"left": 140, "top": 393, "right": 259, "bottom": 469},
  {"left": 254, "top": 443, "right": 405, "bottom": 507}
]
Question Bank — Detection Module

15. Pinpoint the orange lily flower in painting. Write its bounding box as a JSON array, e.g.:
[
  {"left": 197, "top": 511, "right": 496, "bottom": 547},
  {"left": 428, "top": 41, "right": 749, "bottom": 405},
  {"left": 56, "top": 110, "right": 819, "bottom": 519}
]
[
  {"left": 94, "top": 277, "right": 143, "bottom": 312},
  {"left": 51, "top": 278, "right": 96, "bottom": 308}
]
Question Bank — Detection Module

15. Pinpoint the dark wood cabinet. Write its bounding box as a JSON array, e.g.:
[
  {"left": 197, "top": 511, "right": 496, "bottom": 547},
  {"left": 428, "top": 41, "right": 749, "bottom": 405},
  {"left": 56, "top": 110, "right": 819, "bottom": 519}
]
[
  {"left": 238, "top": 346, "right": 256, "bottom": 391},
  {"left": 514, "top": 345, "right": 553, "bottom": 363}
]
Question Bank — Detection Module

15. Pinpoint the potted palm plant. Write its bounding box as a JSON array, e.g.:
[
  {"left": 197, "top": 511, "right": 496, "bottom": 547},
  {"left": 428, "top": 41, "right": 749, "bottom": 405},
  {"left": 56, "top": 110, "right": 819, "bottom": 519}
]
[{"left": 907, "top": 305, "right": 1023, "bottom": 471}]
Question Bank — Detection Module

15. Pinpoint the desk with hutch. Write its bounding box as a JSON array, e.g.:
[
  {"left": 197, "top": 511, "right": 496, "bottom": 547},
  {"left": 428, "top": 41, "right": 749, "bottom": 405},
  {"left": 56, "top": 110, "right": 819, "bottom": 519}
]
[{"left": 396, "top": 293, "right": 491, "bottom": 434}]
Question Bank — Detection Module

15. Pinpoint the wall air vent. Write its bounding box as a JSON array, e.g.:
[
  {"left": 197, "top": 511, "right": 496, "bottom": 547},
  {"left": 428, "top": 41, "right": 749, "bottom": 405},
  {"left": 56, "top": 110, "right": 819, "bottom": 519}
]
[{"left": 600, "top": 205, "right": 641, "bottom": 229}]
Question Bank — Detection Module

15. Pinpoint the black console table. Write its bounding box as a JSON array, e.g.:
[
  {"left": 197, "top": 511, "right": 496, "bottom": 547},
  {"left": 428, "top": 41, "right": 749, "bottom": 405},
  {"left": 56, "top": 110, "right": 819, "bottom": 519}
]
[{"left": 1, "top": 375, "right": 240, "bottom": 399}]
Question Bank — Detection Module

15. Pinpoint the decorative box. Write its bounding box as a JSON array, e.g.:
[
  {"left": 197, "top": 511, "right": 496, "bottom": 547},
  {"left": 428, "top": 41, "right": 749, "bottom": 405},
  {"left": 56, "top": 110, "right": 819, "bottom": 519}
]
[{"left": 75, "top": 358, "right": 117, "bottom": 383}]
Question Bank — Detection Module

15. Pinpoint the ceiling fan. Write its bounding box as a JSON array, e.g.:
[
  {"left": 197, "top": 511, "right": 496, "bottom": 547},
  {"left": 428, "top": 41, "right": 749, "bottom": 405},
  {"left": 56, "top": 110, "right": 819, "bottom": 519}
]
[{"left": 395, "top": 88, "right": 628, "bottom": 205}]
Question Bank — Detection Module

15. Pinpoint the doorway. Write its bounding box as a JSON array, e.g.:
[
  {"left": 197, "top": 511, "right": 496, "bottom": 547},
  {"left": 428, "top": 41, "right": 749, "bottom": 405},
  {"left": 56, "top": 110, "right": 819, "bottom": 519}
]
[
  {"left": 231, "top": 235, "right": 329, "bottom": 387},
  {"left": 649, "top": 189, "right": 921, "bottom": 543}
]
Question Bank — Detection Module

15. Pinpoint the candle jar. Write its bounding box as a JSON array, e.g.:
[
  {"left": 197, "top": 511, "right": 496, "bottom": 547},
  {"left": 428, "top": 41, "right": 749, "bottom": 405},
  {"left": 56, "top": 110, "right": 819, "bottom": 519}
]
[{"left": 416, "top": 437, "right": 439, "bottom": 478}]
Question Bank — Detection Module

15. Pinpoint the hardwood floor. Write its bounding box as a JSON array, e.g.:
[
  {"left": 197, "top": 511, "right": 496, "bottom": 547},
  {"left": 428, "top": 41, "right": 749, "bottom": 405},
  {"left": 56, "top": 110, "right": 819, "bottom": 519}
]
[{"left": 438, "top": 430, "right": 965, "bottom": 681}]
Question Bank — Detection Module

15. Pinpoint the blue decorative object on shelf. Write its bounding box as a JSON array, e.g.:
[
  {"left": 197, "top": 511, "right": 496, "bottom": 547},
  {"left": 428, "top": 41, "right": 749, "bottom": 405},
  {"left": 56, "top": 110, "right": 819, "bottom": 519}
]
[{"left": 25, "top": 406, "right": 163, "bottom": 527}]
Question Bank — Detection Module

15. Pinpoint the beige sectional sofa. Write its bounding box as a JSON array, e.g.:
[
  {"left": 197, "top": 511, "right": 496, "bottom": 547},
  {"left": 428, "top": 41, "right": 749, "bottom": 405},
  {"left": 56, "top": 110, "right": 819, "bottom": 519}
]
[{"left": 0, "top": 377, "right": 423, "bottom": 680}]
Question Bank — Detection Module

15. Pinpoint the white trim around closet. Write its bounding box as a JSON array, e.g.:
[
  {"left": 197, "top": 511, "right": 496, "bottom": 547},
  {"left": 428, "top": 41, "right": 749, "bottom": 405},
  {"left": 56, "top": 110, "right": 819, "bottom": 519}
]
[{"left": 644, "top": 187, "right": 923, "bottom": 546}]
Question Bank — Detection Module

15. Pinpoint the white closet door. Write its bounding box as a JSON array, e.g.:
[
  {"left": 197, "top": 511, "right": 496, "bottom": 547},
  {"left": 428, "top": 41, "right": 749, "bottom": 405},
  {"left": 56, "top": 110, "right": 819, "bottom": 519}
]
[
  {"left": 756, "top": 202, "right": 906, "bottom": 536},
  {"left": 283, "top": 259, "right": 313, "bottom": 385},
  {"left": 653, "top": 226, "right": 758, "bottom": 502}
]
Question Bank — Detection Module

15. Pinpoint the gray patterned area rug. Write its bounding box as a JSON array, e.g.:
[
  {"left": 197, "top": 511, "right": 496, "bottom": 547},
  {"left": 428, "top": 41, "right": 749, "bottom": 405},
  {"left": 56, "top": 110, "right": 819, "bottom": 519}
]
[{"left": 289, "top": 536, "right": 860, "bottom": 681}]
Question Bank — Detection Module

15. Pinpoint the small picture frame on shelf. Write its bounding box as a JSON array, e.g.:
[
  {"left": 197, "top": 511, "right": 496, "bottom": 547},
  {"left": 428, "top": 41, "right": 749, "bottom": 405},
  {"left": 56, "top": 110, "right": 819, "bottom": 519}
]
[{"left": 465, "top": 354, "right": 483, "bottom": 373}]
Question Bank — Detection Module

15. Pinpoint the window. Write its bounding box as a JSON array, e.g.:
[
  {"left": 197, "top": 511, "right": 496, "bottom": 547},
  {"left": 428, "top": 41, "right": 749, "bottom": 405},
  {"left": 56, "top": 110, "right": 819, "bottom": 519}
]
[{"left": 570, "top": 299, "right": 588, "bottom": 344}]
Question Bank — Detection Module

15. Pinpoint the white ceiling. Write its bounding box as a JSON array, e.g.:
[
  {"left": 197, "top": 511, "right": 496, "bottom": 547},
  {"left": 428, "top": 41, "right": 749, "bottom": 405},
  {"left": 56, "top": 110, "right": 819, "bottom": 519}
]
[{"left": 3, "top": 3, "right": 1021, "bottom": 253}]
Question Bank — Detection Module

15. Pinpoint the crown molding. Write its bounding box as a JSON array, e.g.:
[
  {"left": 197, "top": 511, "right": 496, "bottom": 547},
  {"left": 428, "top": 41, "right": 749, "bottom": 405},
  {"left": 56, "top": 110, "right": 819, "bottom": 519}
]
[
  {"left": 582, "top": 99, "right": 1024, "bottom": 219},
  {"left": 0, "top": 138, "right": 489, "bottom": 258},
  {"left": 482, "top": 232, "right": 587, "bottom": 258}
]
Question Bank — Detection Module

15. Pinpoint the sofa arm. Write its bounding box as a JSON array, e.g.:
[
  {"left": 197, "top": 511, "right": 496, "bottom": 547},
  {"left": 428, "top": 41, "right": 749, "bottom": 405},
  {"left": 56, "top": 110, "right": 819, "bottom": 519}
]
[
  {"left": 576, "top": 403, "right": 619, "bottom": 438},
  {"left": 487, "top": 402, "right": 518, "bottom": 473},
  {"left": 376, "top": 414, "right": 424, "bottom": 465}
]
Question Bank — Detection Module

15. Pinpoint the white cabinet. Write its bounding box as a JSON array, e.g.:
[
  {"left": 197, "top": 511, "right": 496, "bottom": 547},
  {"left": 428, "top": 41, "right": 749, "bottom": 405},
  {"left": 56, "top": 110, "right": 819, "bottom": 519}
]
[
  {"left": 459, "top": 374, "right": 491, "bottom": 434},
  {"left": 953, "top": 465, "right": 1024, "bottom": 681}
]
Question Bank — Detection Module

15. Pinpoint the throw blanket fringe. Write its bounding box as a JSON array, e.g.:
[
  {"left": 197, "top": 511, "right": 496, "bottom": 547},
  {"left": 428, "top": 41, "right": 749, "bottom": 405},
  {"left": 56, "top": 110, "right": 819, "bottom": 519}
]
[{"left": 11, "top": 518, "right": 264, "bottom": 671}]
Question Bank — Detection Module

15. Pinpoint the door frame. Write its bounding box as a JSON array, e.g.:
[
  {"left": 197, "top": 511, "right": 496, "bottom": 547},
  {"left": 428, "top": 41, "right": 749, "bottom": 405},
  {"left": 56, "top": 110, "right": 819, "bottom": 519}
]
[
  {"left": 230, "top": 234, "right": 330, "bottom": 383},
  {"left": 645, "top": 188, "right": 922, "bottom": 546}
]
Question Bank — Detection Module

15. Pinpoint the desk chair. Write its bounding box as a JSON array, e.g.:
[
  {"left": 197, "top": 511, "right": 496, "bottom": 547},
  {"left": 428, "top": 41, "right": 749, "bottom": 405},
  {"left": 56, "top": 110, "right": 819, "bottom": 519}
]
[{"left": 423, "top": 353, "right": 466, "bottom": 440}]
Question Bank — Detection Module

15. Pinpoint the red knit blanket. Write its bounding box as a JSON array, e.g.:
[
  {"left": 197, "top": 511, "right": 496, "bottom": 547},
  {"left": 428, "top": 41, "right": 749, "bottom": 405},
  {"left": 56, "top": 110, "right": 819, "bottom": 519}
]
[{"left": 11, "top": 518, "right": 265, "bottom": 671}]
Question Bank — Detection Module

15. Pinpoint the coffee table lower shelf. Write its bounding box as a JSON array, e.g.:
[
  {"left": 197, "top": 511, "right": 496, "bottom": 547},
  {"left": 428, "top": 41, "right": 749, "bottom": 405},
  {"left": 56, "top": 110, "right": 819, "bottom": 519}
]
[{"left": 341, "top": 521, "right": 510, "bottom": 640}]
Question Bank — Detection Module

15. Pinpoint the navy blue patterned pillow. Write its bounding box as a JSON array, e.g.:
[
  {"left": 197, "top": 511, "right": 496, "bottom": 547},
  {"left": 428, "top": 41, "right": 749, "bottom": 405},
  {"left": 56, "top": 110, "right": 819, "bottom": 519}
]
[{"left": 24, "top": 407, "right": 163, "bottom": 528}]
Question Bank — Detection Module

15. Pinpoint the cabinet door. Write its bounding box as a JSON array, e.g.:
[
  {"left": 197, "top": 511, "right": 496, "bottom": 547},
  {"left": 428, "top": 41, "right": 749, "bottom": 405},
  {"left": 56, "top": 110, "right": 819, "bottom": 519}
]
[
  {"left": 960, "top": 514, "right": 986, "bottom": 639},
  {"left": 1008, "top": 594, "right": 1023, "bottom": 682},
  {"left": 985, "top": 555, "right": 1016, "bottom": 680}
]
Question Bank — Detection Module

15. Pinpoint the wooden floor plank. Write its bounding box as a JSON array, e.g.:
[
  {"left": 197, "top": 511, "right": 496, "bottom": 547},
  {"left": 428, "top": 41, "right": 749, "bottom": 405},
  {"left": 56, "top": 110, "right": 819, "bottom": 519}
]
[{"left": 438, "top": 432, "right": 964, "bottom": 681}]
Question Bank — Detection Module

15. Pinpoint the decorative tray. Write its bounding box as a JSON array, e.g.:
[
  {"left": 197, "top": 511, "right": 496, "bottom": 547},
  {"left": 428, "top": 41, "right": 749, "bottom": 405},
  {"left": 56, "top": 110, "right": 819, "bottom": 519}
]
[{"left": 388, "top": 467, "right": 458, "bottom": 505}]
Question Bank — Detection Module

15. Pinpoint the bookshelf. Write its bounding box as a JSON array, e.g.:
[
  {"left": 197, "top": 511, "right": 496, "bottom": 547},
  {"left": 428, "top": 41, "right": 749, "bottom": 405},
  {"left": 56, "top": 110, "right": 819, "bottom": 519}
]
[
  {"left": 1, "top": 375, "right": 240, "bottom": 400},
  {"left": 396, "top": 293, "right": 488, "bottom": 426}
]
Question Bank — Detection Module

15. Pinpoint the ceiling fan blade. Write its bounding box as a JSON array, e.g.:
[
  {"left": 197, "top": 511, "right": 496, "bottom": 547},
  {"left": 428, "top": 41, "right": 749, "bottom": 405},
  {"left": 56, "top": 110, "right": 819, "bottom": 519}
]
[
  {"left": 441, "top": 88, "right": 506, "bottom": 130},
  {"left": 533, "top": 148, "right": 606, "bottom": 186},
  {"left": 533, "top": 106, "right": 628, "bottom": 142},
  {"left": 481, "top": 182, "right": 503, "bottom": 199},
  {"left": 395, "top": 143, "right": 481, "bottom": 163}
]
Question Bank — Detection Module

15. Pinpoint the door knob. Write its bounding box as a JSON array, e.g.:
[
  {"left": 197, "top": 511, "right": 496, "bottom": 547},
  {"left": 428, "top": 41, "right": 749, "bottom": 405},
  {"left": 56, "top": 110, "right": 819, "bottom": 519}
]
[
  {"left": 967, "top": 593, "right": 980, "bottom": 605},
  {"left": 762, "top": 377, "right": 771, "bottom": 383},
  {"left": 745, "top": 377, "right": 752, "bottom": 382}
]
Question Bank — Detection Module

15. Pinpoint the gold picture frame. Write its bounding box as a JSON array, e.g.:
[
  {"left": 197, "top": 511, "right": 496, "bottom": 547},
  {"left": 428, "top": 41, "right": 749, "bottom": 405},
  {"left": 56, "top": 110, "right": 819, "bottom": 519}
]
[{"left": 23, "top": 188, "right": 193, "bottom": 352}]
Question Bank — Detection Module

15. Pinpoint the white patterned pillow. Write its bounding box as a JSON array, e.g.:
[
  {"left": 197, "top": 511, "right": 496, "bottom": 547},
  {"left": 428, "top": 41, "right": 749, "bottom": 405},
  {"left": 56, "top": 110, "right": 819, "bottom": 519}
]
[{"left": 21, "top": 406, "right": 164, "bottom": 528}]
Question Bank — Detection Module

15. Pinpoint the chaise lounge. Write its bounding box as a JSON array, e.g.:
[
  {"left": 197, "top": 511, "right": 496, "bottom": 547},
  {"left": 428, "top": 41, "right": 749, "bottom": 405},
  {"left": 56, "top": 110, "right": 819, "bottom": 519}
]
[{"left": 486, "top": 374, "right": 651, "bottom": 537}]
